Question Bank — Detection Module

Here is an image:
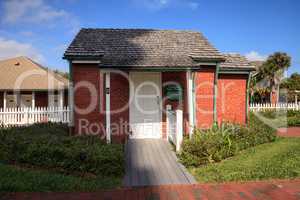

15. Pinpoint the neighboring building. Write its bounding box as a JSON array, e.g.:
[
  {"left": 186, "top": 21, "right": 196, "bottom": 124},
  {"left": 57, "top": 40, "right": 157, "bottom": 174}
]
[
  {"left": 64, "top": 28, "right": 255, "bottom": 142},
  {"left": 0, "top": 57, "right": 68, "bottom": 109}
]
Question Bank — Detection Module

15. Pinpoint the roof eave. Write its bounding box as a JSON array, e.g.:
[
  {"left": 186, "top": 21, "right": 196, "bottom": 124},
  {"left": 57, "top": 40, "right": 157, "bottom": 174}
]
[
  {"left": 190, "top": 56, "right": 226, "bottom": 63},
  {"left": 219, "top": 66, "right": 256, "bottom": 73},
  {"left": 63, "top": 54, "right": 104, "bottom": 61}
]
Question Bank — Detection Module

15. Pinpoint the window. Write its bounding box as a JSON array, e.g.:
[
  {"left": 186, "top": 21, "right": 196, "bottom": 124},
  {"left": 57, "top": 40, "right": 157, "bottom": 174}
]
[{"left": 20, "top": 94, "right": 32, "bottom": 107}]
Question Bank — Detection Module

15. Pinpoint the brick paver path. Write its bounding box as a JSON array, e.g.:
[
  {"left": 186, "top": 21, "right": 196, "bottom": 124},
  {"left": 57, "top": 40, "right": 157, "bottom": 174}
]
[
  {"left": 278, "top": 127, "right": 300, "bottom": 137},
  {"left": 2, "top": 179, "right": 300, "bottom": 200}
]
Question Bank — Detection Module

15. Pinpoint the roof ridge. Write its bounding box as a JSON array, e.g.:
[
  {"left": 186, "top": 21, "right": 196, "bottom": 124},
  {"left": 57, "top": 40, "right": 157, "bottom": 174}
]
[
  {"left": 0, "top": 56, "right": 68, "bottom": 84},
  {"left": 65, "top": 28, "right": 225, "bottom": 64},
  {"left": 0, "top": 56, "right": 28, "bottom": 63},
  {"left": 26, "top": 58, "right": 69, "bottom": 83},
  {"left": 0, "top": 57, "right": 68, "bottom": 90},
  {"left": 222, "top": 53, "right": 244, "bottom": 56},
  {"left": 80, "top": 28, "right": 201, "bottom": 33}
]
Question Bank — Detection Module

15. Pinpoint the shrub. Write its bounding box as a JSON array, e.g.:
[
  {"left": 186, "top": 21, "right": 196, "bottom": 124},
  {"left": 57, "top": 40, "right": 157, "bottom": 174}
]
[
  {"left": 179, "top": 125, "right": 238, "bottom": 166},
  {"left": 179, "top": 113, "right": 276, "bottom": 167},
  {"left": 247, "top": 112, "right": 277, "bottom": 144},
  {"left": 0, "top": 123, "right": 124, "bottom": 177},
  {"left": 287, "top": 110, "right": 300, "bottom": 126},
  {"left": 259, "top": 110, "right": 300, "bottom": 127}
]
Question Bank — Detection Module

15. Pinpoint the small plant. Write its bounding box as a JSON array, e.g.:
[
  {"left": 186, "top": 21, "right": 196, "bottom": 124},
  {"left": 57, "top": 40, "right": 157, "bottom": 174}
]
[{"left": 179, "top": 114, "right": 276, "bottom": 167}]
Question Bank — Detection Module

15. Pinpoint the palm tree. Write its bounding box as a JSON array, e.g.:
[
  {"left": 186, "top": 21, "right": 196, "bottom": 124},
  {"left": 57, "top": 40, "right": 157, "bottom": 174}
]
[{"left": 258, "top": 52, "right": 291, "bottom": 103}]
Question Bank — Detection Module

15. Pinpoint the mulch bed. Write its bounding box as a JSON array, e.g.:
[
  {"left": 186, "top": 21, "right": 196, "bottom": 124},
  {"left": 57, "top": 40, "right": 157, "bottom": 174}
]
[{"left": 2, "top": 179, "right": 300, "bottom": 200}]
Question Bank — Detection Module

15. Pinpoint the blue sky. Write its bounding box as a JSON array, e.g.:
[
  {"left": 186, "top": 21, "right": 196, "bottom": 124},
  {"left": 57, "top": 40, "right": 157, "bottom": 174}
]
[{"left": 0, "top": 0, "right": 299, "bottom": 75}]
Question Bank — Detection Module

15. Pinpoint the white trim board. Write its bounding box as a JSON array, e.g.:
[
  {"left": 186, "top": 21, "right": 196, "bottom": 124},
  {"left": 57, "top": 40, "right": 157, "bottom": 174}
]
[{"left": 105, "top": 72, "right": 111, "bottom": 143}]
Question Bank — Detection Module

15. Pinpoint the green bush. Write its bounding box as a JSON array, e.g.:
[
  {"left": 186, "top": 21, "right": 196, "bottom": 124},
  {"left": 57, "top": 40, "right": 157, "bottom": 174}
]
[
  {"left": 0, "top": 123, "right": 124, "bottom": 177},
  {"left": 179, "top": 126, "right": 237, "bottom": 167},
  {"left": 259, "top": 110, "right": 300, "bottom": 127},
  {"left": 287, "top": 110, "right": 300, "bottom": 126},
  {"left": 179, "top": 113, "right": 276, "bottom": 167},
  {"left": 287, "top": 116, "right": 300, "bottom": 126}
]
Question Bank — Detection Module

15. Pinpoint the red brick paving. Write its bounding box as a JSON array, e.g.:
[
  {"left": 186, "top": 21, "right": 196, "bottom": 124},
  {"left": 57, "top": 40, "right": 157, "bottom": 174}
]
[
  {"left": 2, "top": 179, "right": 300, "bottom": 200},
  {"left": 277, "top": 127, "right": 300, "bottom": 137}
]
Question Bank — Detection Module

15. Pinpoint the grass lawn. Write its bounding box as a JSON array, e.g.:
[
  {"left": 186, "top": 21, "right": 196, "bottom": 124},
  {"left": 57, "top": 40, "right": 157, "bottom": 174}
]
[
  {"left": 189, "top": 137, "right": 300, "bottom": 183},
  {"left": 0, "top": 164, "right": 122, "bottom": 192}
]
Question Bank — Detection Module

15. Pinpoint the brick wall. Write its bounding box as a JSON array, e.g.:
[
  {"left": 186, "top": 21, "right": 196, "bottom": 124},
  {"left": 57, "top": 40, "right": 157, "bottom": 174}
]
[
  {"left": 194, "top": 67, "right": 216, "bottom": 128},
  {"left": 35, "top": 91, "right": 48, "bottom": 107},
  {"left": 73, "top": 64, "right": 105, "bottom": 136},
  {"left": 71, "top": 64, "right": 248, "bottom": 141},
  {"left": 162, "top": 72, "right": 189, "bottom": 138},
  {"left": 217, "top": 74, "right": 247, "bottom": 125},
  {"left": 110, "top": 72, "right": 129, "bottom": 143}
]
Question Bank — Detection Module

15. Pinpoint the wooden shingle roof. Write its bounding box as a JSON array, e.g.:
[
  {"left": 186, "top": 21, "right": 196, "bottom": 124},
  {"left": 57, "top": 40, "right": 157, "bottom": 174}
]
[
  {"left": 64, "top": 28, "right": 225, "bottom": 67},
  {"left": 220, "top": 53, "right": 255, "bottom": 71}
]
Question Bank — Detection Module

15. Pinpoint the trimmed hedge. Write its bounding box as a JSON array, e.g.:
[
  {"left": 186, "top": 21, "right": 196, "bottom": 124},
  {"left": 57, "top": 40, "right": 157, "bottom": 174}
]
[
  {"left": 179, "top": 113, "right": 276, "bottom": 167},
  {"left": 0, "top": 123, "right": 124, "bottom": 177}
]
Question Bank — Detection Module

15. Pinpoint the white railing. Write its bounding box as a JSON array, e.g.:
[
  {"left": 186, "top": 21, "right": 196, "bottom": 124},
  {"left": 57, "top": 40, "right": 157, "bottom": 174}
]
[
  {"left": 250, "top": 103, "right": 300, "bottom": 112},
  {"left": 166, "top": 105, "right": 183, "bottom": 152},
  {"left": 0, "top": 106, "right": 70, "bottom": 127}
]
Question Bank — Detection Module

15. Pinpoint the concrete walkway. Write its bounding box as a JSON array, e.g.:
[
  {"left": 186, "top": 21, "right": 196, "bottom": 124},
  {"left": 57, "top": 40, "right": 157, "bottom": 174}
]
[
  {"left": 3, "top": 179, "right": 300, "bottom": 200},
  {"left": 123, "top": 139, "right": 196, "bottom": 187}
]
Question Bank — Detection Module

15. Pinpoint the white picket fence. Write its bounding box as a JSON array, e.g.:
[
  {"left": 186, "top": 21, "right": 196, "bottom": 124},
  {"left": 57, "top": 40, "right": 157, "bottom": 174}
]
[
  {"left": 166, "top": 105, "right": 183, "bottom": 152},
  {"left": 0, "top": 107, "right": 70, "bottom": 127},
  {"left": 250, "top": 103, "right": 300, "bottom": 112}
]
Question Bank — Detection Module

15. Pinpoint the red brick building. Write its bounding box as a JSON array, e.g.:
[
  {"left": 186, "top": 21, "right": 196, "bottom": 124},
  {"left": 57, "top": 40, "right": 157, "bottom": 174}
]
[
  {"left": 64, "top": 29, "right": 255, "bottom": 142},
  {"left": 0, "top": 57, "right": 68, "bottom": 109}
]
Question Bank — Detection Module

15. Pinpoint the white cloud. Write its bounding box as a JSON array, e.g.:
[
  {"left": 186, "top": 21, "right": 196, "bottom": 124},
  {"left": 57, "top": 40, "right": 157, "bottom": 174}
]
[
  {"left": 2, "top": 0, "right": 68, "bottom": 24},
  {"left": 132, "top": 0, "right": 170, "bottom": 10},
  {"left": 0, "top": 37, "right": 44, "bottom": 63},
  {"left": 245, "top": 51, "right": 267, "bottom": 61},
  {"left": 132, "top": 0, "right": 198, "bottom": 11},
  {"left": 187, "top": 2, "right": 199, "bottom": 10},
  {"left": 1, "top": 0, "right": 80, "bottom": 35}
]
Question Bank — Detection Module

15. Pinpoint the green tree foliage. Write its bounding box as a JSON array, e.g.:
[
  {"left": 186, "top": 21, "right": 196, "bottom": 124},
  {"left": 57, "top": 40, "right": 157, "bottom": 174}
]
[
  {"left": 260, "top": 52, "right": 291, "bottom": 102},
  {"left": 281, "top": 73, "right": 300, "bottom": 102},
  {"left": 251, "top": 52, "right": 291, "bottom": 103}
]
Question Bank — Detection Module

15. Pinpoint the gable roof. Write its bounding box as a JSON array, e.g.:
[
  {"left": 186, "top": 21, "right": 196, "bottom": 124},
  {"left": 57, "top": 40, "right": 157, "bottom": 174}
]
[
  {"left": 0, "top": 57, "right": 69, "bottom": 90},
  {"left": 64, "top": 28, "right": 225, "bottom": 67},
  {"left": 220, "top": 53, "right": 255, "bottom": 71},
  {"left": 249, "top": 61, "right": 264, "bottom": 70}
]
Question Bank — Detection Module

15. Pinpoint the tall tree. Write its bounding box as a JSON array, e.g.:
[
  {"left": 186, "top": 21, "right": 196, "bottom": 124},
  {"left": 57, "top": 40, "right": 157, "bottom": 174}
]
[{"left": 258, "top": 52, "right": 291, "bottom": 103}]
